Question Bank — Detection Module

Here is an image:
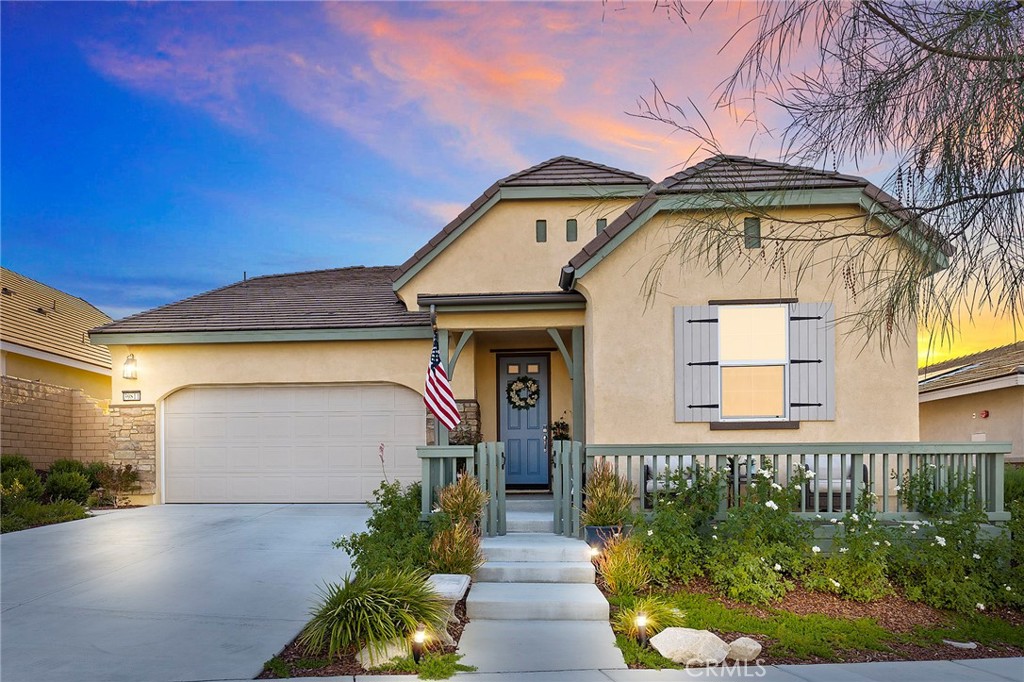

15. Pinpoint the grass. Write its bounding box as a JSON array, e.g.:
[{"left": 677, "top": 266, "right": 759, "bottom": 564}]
[
  {"left": 371, "top": 652, "right": 477, "bottom": 679},
  {"left": 909, "top": 613, "right": 1024, "bottom": 649}
]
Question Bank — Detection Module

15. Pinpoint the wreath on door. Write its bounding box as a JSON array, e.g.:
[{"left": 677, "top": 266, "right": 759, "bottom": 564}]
[{"left": 506, "top": 375, "right": 540, "bottom": 410}]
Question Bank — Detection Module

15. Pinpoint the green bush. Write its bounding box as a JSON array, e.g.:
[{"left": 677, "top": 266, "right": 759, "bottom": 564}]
[
  {"left": 0, "top": 454, "right": 32, "bottom": 471},
  {"left": 44, "top": 471, "right": 92, "bottom": 504},
  {"left": 611, "top": 594, "right": 686, "bottom": 639},
  {"left": 428, "top": 519, "right": 484, "bottom": 574},
  {"left": 3, "top": 499, "right": 87, "bottom": 531},
  {"left": 297, "top": 569, "right": 447, "bottom": 661},
  {"left": 335, "top": 480, "right": 433, "bottom": 575},
  {"left": 437, "top": 474, "right": 488, "bottom": 525},
  {"left": 594, "top": 533, "right": 651, "bottom": 596},
  {"left": 1, "top": 466, "right": 44, "bottom": 506},
  {"left": 1005, "top": 465, "right": 1024, "bottom": 506},
  {"left": 92, "top": 463, "right": 142, "bottom": 507},
  {"left": 49, "top": 459, "right": 88, "bottom": 477},
  {"left": 581, "top": 461, "right": 635, "bottom": 527}
]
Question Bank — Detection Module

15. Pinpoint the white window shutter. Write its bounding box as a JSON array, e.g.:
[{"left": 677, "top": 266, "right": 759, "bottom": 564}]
[
  {"left": 675, "top": 305, "right": 720, "bottom": 422},
  {"left": 788, "top": 302, "right": 835, "bottom": 421}
]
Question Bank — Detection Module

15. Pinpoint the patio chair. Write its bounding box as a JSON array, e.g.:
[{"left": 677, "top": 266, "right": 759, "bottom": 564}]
[{"left": 801, "top": 454, "right": 869, "bottom": 512}]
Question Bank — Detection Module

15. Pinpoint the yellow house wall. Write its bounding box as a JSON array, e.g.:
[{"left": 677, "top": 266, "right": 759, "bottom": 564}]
[
  {"left": 398, "top": 198, "right": 635, "bottom": 309},
  {"left": 920, "top": 387, "right": 1024, "bottom": 463},
  {"left": 3, "top": 351, "right": 111, "bottom": 400},
  {"left": 577, "top": 207, "right": 921, "bottom": 444}
]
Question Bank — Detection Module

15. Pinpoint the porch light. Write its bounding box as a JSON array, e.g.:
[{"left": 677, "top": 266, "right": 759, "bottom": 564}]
[
  {"left": 412, "top": 625, "right": 426, "bottom": 663},
  {"left": 636, "top": 614, "right": 649, "bottom": 647},
  {"left": 122, "top": 354, "right": 138, "bottom": 380}
]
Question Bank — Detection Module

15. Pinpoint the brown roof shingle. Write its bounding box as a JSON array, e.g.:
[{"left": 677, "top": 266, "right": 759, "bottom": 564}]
[
  {"left": 0, "top": 267, "right": 112, "bottom": 369},
  {"left": 919, "top": 342, "right": 1024, "bottom": 393},
  {"left": 91, "top": 266, "right": 429, "bottom": 335}
]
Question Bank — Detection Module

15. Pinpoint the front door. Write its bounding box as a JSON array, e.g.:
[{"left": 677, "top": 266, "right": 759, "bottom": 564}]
[{"left": 499, "top": 355, "right": 550, "bottom": 488}]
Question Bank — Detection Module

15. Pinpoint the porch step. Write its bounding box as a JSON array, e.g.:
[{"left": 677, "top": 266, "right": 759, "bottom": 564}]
[
  {"left": 505, "top": 511, "right": 554, "bottom": 533},
  {"left": 466, "top": 582, "right": 609, "bottom": 621},
  {"left": 481, "top": 533, "right": 591, "bottom": 563},
  {"left": 475, "top": 560, "right": 595, "bottom": 584},
  {"left": 456, "top": 620, "right": 626, "bottom": 673}
]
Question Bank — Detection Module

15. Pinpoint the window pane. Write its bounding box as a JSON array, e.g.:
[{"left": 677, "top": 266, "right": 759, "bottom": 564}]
[
  {"left": 744, "top": 217, "right": 761, "bottom": 248},
  {"left": 508, "top": 364, "right": 520, "bottom": 374},
  {"left": 566, "top": 219, "right": 577, "bottom": 242},
  {"left": 536, "top": 220, "right": 547, "bottom": 242},
  {"left": 527, "top": 364, "right": 540, "bottom": 373},
  {"left": 721, "top": 366, "right": 785, "bottom": 419},
  {"left": 719, "top": 305, "right": 787, "bottom": 362}
]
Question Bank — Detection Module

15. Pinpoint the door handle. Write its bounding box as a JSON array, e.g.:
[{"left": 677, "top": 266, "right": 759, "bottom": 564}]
[{"left": 501, "top": 452, "right": 506, "bottom": 470}]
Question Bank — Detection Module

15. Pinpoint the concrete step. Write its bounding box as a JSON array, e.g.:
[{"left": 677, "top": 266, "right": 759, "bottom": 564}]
[
  {"left": 456, "top": 620, "right": 627, "bottom": 673},
  {"left": 466, "top": 582, "right": 609, "bottom": 621},
  {"left": 505, "top": 511, "right": 554, "bottom": 533},
  {"left": 481, "top": 533, "right": 591, "bottom": 563},
  {"left": 475, "top": 560, "right": 595, "bottom": 584}
]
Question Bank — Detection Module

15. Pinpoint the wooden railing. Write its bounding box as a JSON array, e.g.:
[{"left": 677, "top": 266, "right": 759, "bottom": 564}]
[
  {"left": 552, "top": 440, "right": 584, "bottom": 538},
  {"left": 584, "top": 442, "right": 1011, "bottom": 525},
  {"left": 417, "top": 443, "right": 506, "bottom": 537}
]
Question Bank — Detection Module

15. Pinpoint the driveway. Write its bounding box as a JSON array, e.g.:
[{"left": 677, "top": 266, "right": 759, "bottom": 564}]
[{"left": 0, "top": 504, "right": 371, "bottom": 682}]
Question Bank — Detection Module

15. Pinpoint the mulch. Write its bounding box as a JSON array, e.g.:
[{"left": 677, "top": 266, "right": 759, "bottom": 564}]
[{"left": 256, "top": 598, "right": 468, "bottom": 678}]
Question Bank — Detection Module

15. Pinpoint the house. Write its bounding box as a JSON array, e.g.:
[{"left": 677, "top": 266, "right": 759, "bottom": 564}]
[
  {"left": 90, "top": 155, "right": 943, "bottom": 504},
  {"left": 1, "top": 267, "right": 113, "bottom": 469},
  {"left": 919, "top": 342, "right": 1024, "bottom": 463}
]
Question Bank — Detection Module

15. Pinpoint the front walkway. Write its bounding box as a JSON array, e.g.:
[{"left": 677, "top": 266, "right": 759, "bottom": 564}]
[{"left": 0, "top": 504, "right": 371, "bottom": 682}]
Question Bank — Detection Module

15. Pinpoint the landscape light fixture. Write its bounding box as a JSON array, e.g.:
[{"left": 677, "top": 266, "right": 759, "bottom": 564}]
[
  {"left": 589, "top": 546, "right": 600, "bottom": 559},
  {"left": 636, "top": 614, "right": 649, "bottom": 647},
  {"left": 122, "top": 354, "right": 138, "bottom": 380},
  {"left": 412, "top": 625, "right": 426, "bottom": 664}
]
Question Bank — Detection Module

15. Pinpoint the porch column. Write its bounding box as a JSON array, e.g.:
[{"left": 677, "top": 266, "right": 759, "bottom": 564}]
[{"left": 571, "top": 326, "right": 585, "bottom": 445}]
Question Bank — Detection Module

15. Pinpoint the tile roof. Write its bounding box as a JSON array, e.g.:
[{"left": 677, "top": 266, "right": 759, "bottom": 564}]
[
  {"left": 919, "top": 342, "right": 1024, "bottom": 393},
  {"left": 0, "top": 267, "right": 112, "bottom": 370},
  {"left": 91, "top": 267, "right": 429, "bottom": 335},
  {"left": 393, "top": 156, "right": 651, "bottom": 284}
]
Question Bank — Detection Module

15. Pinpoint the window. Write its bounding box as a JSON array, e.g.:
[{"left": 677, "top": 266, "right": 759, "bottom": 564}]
[
  {"left": 596, "top": 218, "right": 607, "bottom": 235},
  {"left": 566, "top": 219, "right": 578, "bottom": 242},
  {"left": 536, "top": 220, "right": 547, "bottom": 242},
  {"left": 718, "top": 305, "right": 787, "bottom": 419},
  {"left": 744, "top": 217, "right": 761, "bottom": 248}
]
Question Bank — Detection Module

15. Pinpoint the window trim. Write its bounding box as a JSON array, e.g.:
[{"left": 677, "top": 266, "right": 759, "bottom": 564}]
[{"left": 717, "top": 303, "right": 789, "bottom": 422}]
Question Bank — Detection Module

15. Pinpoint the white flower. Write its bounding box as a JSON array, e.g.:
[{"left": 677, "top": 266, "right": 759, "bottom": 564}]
[
  {"left": 830, "top": 579, "right": 841, "bottom": 588},
  {"left": 771, "top": 482, "right": 783, "bottom": 491},
  {"left": 837, "top": 521, "right": 844, "bottom": 526},
  {"left": 765, "top": 500, "right": 779, "bottom": 511},
  {"left": 873, "top": 541, "right": 880, "bottom": 546},
  {"left": 850, "top": 513, "right": 859, "bottom": 522},
  {"left": 830, "top": 518, "right": 838, "bottom": 524},
  {"left": 935, "top": 536, "right": 946, "bottom": 547},
  {"left": 1006, "top": 585, "right": 1013, "bottom": 592},
  {"left": 976, "top": 603, "right": 985, "bottom": 611},
  {"left": 867, "top": 524, "right": 873, "bottom": 529},
  {"left": 839, "top": 547, "right": 849, "bottom": 554},
  {"left": 812, "top": 546, "right": 821, "bottom": 554},
  {"left": 894, "top": 485, "right": 901, "bottom": 492},
  {"left": 712, "top": 534, "right": 718, "bottom": 540},
  {"left": 884, "top": 540, "right": 891, "bottom": 547},
  {"left": 773, "top": 563, "right": 782, "bottom": 571},
  {"left": 647, "top": 529, "right": 654, "bottom": 536},
  {"left": 806, "top": 471, "right": 816, "bottom": 478},
  {"left": 912, "top": 524, "right": 920, "bottom": 531},
  {"left": 431, "top": 506, "right": 440, "bottom": 513},
  {"left": 815, "top": 514, "right": 822, "bottom": 520},
  {"left": 972, "top": 553, "right": 981, "bottom": 560}
]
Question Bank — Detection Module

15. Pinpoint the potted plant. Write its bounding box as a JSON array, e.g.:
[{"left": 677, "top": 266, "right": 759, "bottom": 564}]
[{"left": 580, "top": 461, "right": 635, "bottom": 548}]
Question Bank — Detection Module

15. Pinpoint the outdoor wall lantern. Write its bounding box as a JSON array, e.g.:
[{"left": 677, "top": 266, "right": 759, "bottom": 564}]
[{"left": 123, "top": 353, "right": 138, "bottom": 380}]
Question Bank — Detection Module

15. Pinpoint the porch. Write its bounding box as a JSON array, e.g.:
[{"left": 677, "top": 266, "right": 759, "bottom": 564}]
[{"left": 418, "top": 441, "right": 1012, "bottom": 538}]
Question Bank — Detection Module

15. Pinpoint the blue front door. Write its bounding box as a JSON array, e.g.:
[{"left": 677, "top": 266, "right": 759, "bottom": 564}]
[{"left": 499, "top": 355, "right": 550, "bottom": 488}]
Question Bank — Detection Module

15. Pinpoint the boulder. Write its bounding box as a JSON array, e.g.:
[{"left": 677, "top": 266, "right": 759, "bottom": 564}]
[
  {"left": 650, "top": 627, "right": 729, "bottom": 666},
  {"left": 355, "top": 638, "right": 409, "bottom": 669},
  {"left": 727, "top": 636, "right": 762, "bottom": 662}
]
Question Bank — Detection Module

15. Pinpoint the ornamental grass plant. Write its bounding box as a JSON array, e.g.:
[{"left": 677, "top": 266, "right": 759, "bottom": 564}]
[
  {"left": 611, "top": 595, "right": 686, "bottom": 639},
  {"left": 428, "top": 519, "right": 485, "bottom": 574},
  {"left": 594, "top": 532, "right": 651, "bottom": 596},
  {"left": 581, "top": 461, "right": 635, "bottom": 527},
  {"left": 437, "top": 474, "right": 488, "bottom": 527}
]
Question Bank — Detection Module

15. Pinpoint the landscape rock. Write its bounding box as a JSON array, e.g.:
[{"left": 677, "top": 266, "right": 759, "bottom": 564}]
[
  {"left": 650, "top": 627, "right": 729, "bottom": 666},
  {"left": 727, "top": 636, "right": 762, "bottom": 662},
  {"left": 355, "top": 639, "right": 409, "bottom": 668},
  {"left": 943, "top": 639, "right": 978, "bottom": 650}
]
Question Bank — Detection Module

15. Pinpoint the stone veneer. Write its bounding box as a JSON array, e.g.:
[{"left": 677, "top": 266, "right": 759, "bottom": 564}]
[
  {"left": 426, "top": 399, "right": 481, "bottom": 446},
  {"left": 108, "top": 404, "right": 157, "bottom": 494}
]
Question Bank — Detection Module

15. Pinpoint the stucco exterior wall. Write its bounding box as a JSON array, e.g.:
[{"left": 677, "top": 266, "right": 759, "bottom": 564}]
[
  {"left": 3, "top": 351, "right": 111, "bottom": 400},
  {"left": 397, "top": 198, "right": 634, "bottom": 309},
  {"left": 920, "top": 387, "right": 1024, "bottom": 463},
  {"left": 577, "top": 207, "right": 921, "bottom": 444}
]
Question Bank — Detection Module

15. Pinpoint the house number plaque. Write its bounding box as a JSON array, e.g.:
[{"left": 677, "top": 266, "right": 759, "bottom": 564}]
[{"left": 122, "top": 390, "right": 142, "bottom": 402}]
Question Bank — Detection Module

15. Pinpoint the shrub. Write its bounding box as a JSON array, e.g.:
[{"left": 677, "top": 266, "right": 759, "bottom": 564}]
[
  {"left": 1, "top": 466, "right": 44, "bottom": 506},
  {"left": 594, "top": 533, "right": 651, "bottom": 596},
  {"left": 437, "top": 474, "right": 488, "bottom": 527},
  {"left": 84, "top": 461, "right": 108, "bottom": 489},
  {"left": 49, "top": 459, "right": 88, "bottom": 477},
  {"left": 1005, "top": 465, "right": 1024, "bottom": 507},
  {"left": 0, "top": 454, "right": 32, "bottom": 471},
  {"left": 429, "top": 520, "right": 485, "bottom": 574},
  {"left": 3, "top": 499, "right": 87, "bottom": 530},
  {"left": 45, "top": 471, "right": 92, "bottom": 504},
  {"left": 611, "top": 595, "right": 686, "bottom": 639},
  {"left": 297, "top": 569, "right": 448, "bottom": 661},
  {"left": 92, "top": 464, "right": 141, "bottom": 507},
  {"left": 335, "top": 480, "right": 433, "bottom": 575},
  {"left": 581, "top": 461, "right": 635, "bottom": 527}
]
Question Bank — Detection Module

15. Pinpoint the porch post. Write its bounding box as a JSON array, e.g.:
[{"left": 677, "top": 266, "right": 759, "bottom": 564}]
[
  {"left": 437, "top": 330, "right": 450, "bottom": 447},
  {"left": 571, "top": 326, "right": 585, "bottom": 445}
]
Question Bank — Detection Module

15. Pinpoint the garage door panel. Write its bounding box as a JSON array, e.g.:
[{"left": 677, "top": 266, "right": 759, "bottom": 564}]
[{"left": 164, "top": 385, "right": 425, "bottom": 503}]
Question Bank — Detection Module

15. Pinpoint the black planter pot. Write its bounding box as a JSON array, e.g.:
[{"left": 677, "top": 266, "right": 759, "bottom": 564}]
[{"left": 584, "top": 524, "right": 633, "bottom": 550}]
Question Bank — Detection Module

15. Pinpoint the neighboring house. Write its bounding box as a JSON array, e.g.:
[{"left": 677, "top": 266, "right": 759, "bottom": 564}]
[
  {"left": 919, "top": 342, "right": 1024, "bottom": 463},
  {"left": 1, "top": 267, "right": 113, "bottom": 469},
  {"left": 90, "top": 155, "right": 943, "bottom": 504}
]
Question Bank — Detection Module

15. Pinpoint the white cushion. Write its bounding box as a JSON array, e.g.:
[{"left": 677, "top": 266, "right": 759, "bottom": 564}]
[
  {"left": 802, "top": 455, "right": 854, "bottom": 493},
  {"left": 644, "top": 456, "right": 695, "bottom": 493}
]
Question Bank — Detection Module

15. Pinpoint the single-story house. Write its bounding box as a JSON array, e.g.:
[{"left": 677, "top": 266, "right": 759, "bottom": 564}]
[
  {"left": 90, "top": 155, "right": 944, "bottom": 504},
  {"left": 920, "top": 342, "right": 1024, "bottom": 463}
]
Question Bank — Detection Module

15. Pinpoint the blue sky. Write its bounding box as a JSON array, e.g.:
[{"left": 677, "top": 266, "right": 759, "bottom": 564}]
[{"left": 1, "top": 1, "right": 1016, "bottom": 361}]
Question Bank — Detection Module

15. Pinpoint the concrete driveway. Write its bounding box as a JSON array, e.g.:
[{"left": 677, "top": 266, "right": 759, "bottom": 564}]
[{"left": 0, "top": 504, "right": 371, "bottom": 682}]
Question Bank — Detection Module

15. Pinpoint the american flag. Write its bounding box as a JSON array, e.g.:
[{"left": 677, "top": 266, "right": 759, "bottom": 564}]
[{"left": 424, "top": 332, "right": 461, "bottom": 431}]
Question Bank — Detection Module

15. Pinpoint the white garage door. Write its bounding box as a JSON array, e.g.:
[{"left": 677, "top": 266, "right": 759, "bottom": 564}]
[{"left": 163, "top": 384, "right": 425, "bottom": 503}]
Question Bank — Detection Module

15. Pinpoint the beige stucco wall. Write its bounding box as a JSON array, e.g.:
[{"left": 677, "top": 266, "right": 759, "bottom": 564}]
[
  {"left": 397, "top": 198, "right": 634, "bottom": 309},
  {"left": 920, "top": 386, "right": 1024, "bottom": 463},
  {"left": 577, "top": 206, "right": 922, "bottom": 444},
  {"left": 3, "top": 351, "right": 111, "bottom": 400}
]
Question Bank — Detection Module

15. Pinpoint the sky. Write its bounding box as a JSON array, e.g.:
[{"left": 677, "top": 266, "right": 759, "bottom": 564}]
[{"left": 1, "top": 1, "right": 1018, "bottom": 365}]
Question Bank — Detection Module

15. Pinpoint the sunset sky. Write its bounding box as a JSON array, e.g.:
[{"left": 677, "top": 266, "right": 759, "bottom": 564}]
[{"left": 2, "top": 1, "right": 1018, "bottom": 366}]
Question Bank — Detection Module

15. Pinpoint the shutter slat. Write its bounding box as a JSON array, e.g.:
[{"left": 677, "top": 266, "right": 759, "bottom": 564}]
[
  {"left": 675, "top": 305, "right": 719, "bottom": 422},
  {"left": 788, "top": 302, "right": 835, "bottom": 421}
]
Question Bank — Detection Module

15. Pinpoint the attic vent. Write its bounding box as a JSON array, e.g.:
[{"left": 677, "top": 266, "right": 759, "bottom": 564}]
[
  {"left": 1, "top": 287, "right": 12, "bottom": 296},
  {"left": 35, "top": 307, "right": 47, "bottom": 316}
]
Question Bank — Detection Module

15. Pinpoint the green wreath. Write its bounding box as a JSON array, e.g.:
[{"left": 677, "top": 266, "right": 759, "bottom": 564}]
[{"left": 506, "top": 375, "right": 540, "bottom": 410}]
